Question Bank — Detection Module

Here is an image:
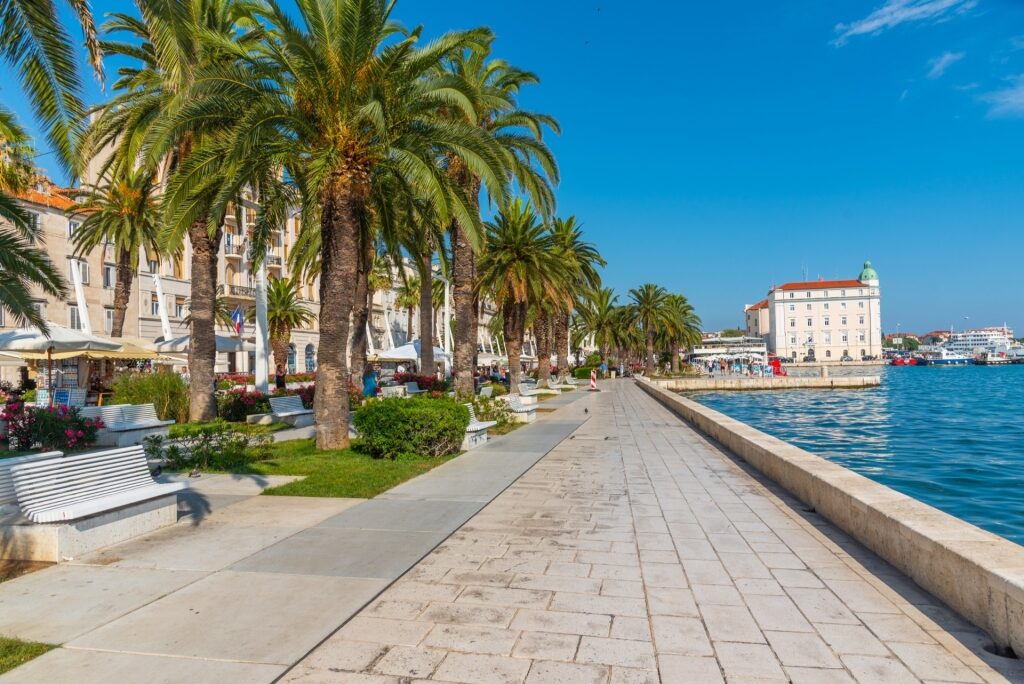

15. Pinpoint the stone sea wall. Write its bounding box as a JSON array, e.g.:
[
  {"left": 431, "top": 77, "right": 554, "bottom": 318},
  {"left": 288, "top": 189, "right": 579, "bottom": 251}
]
[
  {"left": 636, "top": 379, "right": 1024, "bottom": 656},
  {"left": 650, "top": 376, "right": 881, "bottom": 391}
]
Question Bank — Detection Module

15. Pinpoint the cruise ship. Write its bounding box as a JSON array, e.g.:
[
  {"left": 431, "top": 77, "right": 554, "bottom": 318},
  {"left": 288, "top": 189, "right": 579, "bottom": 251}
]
[{"left": 943, "top": 327, "right": 1015, "bottom": 356}]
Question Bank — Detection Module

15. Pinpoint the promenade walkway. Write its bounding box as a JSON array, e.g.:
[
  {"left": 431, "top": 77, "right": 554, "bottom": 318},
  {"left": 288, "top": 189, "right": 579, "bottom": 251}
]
[{"left": 284, "top": 381, "right": 1023, "bottom": 683}]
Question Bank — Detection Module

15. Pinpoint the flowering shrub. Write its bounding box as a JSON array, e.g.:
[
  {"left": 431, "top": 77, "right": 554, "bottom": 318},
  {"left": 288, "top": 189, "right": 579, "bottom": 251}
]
[
  {"left": 281, "top": 384, "right": 314, "bottom": 409},
  {"left": 215, "top": 371, "right": 317, "bottom": 388},
  {"left": 217, "top": 388, "right": 271, "bottom": 422},
  {"left": 1, "top": 400, "right": 103, "bottom": 451},
  {"left": 392, "top": 372, "right": 449, "bottom": 393}
]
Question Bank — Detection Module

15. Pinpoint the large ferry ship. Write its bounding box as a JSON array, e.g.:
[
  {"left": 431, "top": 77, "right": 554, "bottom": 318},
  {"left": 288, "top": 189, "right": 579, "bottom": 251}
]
[{"left": 944, "top": 326, "right": 1015, "bottom": 356}]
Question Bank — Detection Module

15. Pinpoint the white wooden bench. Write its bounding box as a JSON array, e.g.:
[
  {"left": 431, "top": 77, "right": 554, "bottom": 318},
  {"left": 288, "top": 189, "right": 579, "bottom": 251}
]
[
  {"left": 518, "top": 382, "right": 559, "bottom": 397},
  {"left": 478, "top": 385, "right": 494, "bottom": 398},
  {"left": 0, "top": 451, "right": 63, "bottom": 511},
  {"left": 268, "top": 394, "right": 314, "bottom": 427},
  {"left": 546, "top": 377, "right": 576, "bottom": 391},
  {"left": 502, "top": 394, "right": 537, "bottom": 423},
  {"left": 461, "top": 403, "right": 497, "bottom": 451},
  {"left": 81, "top": 403, "right": 174, "bottom": 448},
  {"left": 10, "top": 446, "right": 188, "bottom": 523},
  {"left": 405, "top": 381, "right": 427, "bottom": 396}
]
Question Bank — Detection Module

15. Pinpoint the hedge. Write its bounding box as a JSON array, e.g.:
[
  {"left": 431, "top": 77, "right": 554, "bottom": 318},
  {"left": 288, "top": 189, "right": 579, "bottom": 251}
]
[{"left": 353, "top": 397, "right": 469, "bottom": 459}]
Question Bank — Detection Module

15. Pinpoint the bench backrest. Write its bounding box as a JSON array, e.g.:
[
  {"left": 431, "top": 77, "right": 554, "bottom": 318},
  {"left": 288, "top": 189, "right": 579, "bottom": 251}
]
[
  {"left": 120, "top": 403, "right": 161, "bottom": 424},
  {"left": 269, "top": 395, "right": 305, "bottom": 414},
  {"left": 507, "top": 394, "right": 527, "bottom": 410},
  {"left": 464, "top": 403, "right": 479, "bottom": 424},
  {"left": 479, "top": 386, "right": 493, "bottom": 398},
  {"left": 10, "top": 446, "right": 153, "bottom": 518},
  {"left": 380, "top": 385, "right": 404, "bottom": 398},
  {"left": 80, "top": 404, "right": 129, "bottom": 427},
  {"left": 406, "top": 382, "right": 422, "bottom": 393},
  {"left": 518, "top": 383, "right": 535, "bottom": 394},
  {"left": 0, "top": 451, "right": 62, "bottom": 507}
]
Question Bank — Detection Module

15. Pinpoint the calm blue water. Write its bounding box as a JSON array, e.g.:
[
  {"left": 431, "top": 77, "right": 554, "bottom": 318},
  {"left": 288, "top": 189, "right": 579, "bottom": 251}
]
[{"left": 689, "top": 365, "right": 1024, "bottom": 545}]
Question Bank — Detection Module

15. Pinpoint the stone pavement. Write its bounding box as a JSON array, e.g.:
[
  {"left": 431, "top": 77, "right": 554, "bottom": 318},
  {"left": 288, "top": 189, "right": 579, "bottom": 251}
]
[
  {"left": 0, "top": 395, "right": 587, "bottom": 683},
  {"left": 284, "top": 381, "right": 1024, "bottom": 683}
]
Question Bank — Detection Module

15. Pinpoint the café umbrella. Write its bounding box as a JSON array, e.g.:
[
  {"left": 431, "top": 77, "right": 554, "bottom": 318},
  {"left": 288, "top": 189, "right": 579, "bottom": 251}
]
[{"left": 0, "top": 324, "right": 123, "bottom": 404}]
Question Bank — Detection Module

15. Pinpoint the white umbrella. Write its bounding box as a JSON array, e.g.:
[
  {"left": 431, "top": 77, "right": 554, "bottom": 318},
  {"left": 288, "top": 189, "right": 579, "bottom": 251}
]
[
  {"left": 153, "top": 334, "right": 255, "bottom": 353},
  {"left": 0, "top": 324, "right": 121, "bottom": 353},
  {"left": 378, "top": 339, "right": 450, "bottom": 364}
]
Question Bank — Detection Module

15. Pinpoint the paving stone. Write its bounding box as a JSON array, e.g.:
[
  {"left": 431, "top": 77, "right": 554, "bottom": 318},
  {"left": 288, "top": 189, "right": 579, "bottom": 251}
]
[
  {"left": 298, "top": 638, "right": 386, "bottom": 672},
  {"left": 786, "top": 588, "right": 860, "bottom": 625},
  {"left": 658, "top": 655, "right": 725, "bottom": 683},
  {"left": 525, "top": 659, "right": 607, "bottom": 683},
  {"left": 456, "top": 586, "right": 552, "bottom": 608},
  {"left": 601, "top": 579, "right": 645, "bottom": 598},
  {"left": 513, "top": 631, "right": 580, "bottom": 661},
  {"left": 423, "top": 623, "right": 519, "bottom": 655},
  {"left": 511, "top": 608, "right": 611, "bottom": 637},
  {"left": 609, "top": 666, "right": 661, "bottom": 683},
  {"left": 433, "top": 652, "right": 531, "bottom": 683},
  {"left": 372, "top": 646, "right": 446, "bottom": 678},
  {"left": 576, "top": 636, "right": 657, "bottom": 669},
  {"left": 420, "top": 602, "right": 516, "bottom": 627},
  {"left": 784, "top": 666, "right": 857, "bottom": 683},
  {"left": 744, "top": 593, "right": 814, "bottom": 633},
  {"left": 610, "top": 616, "right": 652, "bottom": 641},
  {"left": 813, "top": 623, "right": 891, "bottom": 656},
  {"left": 336, "top": 616, "right": 435, "bottom": 646},
  {"left": 886, "top": 641, "right": 984, "bottom": 682},
  {"left": 549, "top": 591, "right": 648, "bottom": 617},
  {"left": 702, "top": 604, "right": 766, "bottom": 644},
  {"left": 641, "top": 562, "right": 689, "bottom": 588},
  {"left": 651, "top": 615, "right": 714, "bottom": 656},
  {"left": 645, "top": 586, "right": 699, "bottom": 617},
  {"left": 714, "top": 642, "right": 787, "bottom": 680},
  {"left": 510, "top": 573, "right": 602, "bottom": 594},
  {"left": 764, "top": 630, "right": 843, "bottom": 668},
  {"left": 692, "top": 583, "right": 745, "bottom": 607},
  {"left": 841, "top": 654, "right": 920, "bottom": 683}
]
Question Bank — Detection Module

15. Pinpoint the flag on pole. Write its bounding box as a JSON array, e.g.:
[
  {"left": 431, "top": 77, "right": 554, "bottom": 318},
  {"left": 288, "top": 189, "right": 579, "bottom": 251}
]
[{"left": 231, "top": 306, "right": 244, "bottom": 335}]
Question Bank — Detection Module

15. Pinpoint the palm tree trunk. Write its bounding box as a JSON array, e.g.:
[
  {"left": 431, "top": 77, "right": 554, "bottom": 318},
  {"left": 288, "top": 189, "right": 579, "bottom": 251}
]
[
  {"left": 187, "top": 220, "right": 222, "bottom": 422},
  {"left": 505, "top": 298, "right": 526, "bottom": 393},
  {"left": 418, "top": 254, "right": 434, "bottom": 374},
  {"left": 111, "top": 247, "right": 134, "bottom": 338},
  {"left": 451, "top": 216, "right": 476, "bottom": 396},
  {"left": 271, "top": 329, "right": 289, "bottom": 376},
  {"left": 554, "top": 312, "right": 570, "bottom": 378},
  {"left": 314, "top": 173, "right": 363, "bottom": 450},
  {"left": 535, "top": 310, "right": 552, "bottom": 385},
  {"left": 645, "top": 329, "right": 655, "bottom": 375},
  {"left": 671, "top": 339, "right": 680, "bottom": 373},
  {"left": 349, "top": 241, "right": 372, "bottom": 383}
]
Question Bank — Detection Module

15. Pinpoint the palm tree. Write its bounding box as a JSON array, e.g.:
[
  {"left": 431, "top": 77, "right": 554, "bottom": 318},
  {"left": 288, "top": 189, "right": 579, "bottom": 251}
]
[
  {"left": 628, "top": 284, "right": 670, "bottom": 375},
  {"left": 0, "top": 113, "right": 66, "bottom": 330},
  {"left": 83, "top": 0, "right": 263, "bottom": 421},
  {"left": 69, "top": 167, "right": 160, "bottom": 337},
  {"left": 663, "top": 294, "right": 702, "bottom": 373},
  {"left": 394, "top": 277, "right": 420, "bottom": 347},
  {"left": 174, "top": 0, "right": 509, "bottom": 448},
  {"left": 574, "top": 287, "right": 619, "bottom": 366},
  {"left": 551, "top": 216, "right": 604, "bottom": 377},
  {"left": 477, "top": 199, "right": 566, "bottom": 393},
  {"left": 443, "top": 42, "right": 559, "bottom": 396},
  {"left": 182, "top": 285, "right": 234, "bottom": 331},
  {"left": 248, "top": 277, "right": 314, "bottom": 371}
]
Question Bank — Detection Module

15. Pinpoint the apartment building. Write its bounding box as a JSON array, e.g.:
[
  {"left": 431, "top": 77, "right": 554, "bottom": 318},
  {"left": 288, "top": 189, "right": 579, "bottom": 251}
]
[{"left": 744, "top": 261, "right": 883, "bottom": 362}]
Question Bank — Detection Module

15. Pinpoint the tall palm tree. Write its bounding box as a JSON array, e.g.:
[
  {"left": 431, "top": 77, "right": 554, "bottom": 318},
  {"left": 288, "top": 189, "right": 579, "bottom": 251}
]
[
  {"left": 550, "top": 216, "right": 604, "bottom": 377},
  {"left": 248, "top": 277, "right": 314, "bottom": 371},
  {"left": 0, "top": 113, "right": 66, "bottom": 330},
  {"left": 175, "top": 0, "right": 508, "bottom": 448},
  {"left": 443, "top": 42, "right": 559, "bottom": 396},
  {"left": 477, "top": 199, "right": 566, "bottom": 392},
  {"left": 574, "top": 287, "right": 619, "bottom": 366},
  {"left": 663, "top": 293, "right": 702, "bottom": 373},
  {"left": 628, "top": 284, "right": 670, "bottom": 374},
  {"left": 83, "top": 0, "right": 264, "bottom": 421},
  {"left": 69, "top": 167, "right": 160, "bottom": 337},
  {"left": 394, "top": 277, "right": 420, "bottom": 347}
]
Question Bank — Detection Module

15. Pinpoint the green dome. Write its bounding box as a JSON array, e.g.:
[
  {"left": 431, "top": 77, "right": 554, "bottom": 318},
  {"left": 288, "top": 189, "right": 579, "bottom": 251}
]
[{"left": 858, "top": 260, "right": 878, "bottom": 282}]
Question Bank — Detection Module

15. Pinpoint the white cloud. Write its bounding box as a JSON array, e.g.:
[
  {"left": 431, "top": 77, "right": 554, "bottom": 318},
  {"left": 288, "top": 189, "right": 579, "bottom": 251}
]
[
  {"left": 833, "top": 0, "right": 978, "bottom": 45},
  {"left": 983, "top": 75, "right": 1024, "bottom": 117},
  {"left": 927, "top": 51, "right": 965, "bottom": 78}
]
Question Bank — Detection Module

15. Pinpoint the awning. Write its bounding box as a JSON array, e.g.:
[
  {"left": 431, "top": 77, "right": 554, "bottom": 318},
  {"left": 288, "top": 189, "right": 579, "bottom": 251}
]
[
  {"left": 0, "top": 324, "right": 122, "bottom": 353},
  {"left": 152, "top": 334, "right": 255, "bottom": 353}
]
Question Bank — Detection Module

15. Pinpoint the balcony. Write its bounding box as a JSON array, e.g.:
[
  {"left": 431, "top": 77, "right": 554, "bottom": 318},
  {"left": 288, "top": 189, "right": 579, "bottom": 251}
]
[
  {"left": 225, "top": 242, "right": 246, "bottom": 258},
  {"left": 228, "top": 284, "right": 256, "bottom": 299},
  {"left": 266, "top": 254, "right": 283, "bottom": 267}
]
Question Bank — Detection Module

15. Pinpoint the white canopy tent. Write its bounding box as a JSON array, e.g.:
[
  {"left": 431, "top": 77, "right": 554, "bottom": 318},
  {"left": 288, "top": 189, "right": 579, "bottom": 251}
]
[
  {"left": 377, "top": 339, "right": 450, "bottom": 365},
  {"left": 0, "top": 324, "right": 122, "bottom": 354},
  {"left": 152, "top": 334, "right": 256, "bottom": 354}
]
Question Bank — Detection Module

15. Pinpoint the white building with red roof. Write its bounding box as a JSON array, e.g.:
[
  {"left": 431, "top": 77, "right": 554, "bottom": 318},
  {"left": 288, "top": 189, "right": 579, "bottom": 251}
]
[{"left": 756, "top": 261, "right": 882, "bottom": 362}]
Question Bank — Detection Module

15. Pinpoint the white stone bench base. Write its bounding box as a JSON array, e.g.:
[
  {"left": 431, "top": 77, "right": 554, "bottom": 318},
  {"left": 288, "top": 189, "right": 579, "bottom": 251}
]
[
  {"left": 509, "top": 410, "right": 536, "bottom": 424},
  {"left": 246, "top": 412, "right": 277, "bottom": 426},
  {"left": 275, "top": 412, "right": 314, "bottom": 428},
  {"left": 515, "top": 395, "right": 538, "bottom": 406},
  {"left": 94, "top": 426, "right": 172, "bottom": 448},
  {"left": 461, "top": 429, "right": 489, "bottom": 451},
  {"left": 0, "top": 494, "right": 178, "bottom": 562}
]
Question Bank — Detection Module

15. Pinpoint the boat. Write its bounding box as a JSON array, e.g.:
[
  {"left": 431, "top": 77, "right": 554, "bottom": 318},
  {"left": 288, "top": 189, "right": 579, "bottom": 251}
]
[
  {"left": 916, "top": 348, "right": 974, "bottom": 366},
  {"left": 976, "top": 351, "right": 1011, "bottom": 366}
]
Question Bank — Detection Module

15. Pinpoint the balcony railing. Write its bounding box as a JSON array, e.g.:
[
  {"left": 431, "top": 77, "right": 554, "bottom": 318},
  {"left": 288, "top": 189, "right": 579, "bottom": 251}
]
[
  {"left": 225, "top": 242, "right": 246, "bottom": 257},
  {"left": 266, "top": 254, "right": 283, "bottom": 266},
  {"left": 228, "top": 284, "right": 256, "bottom": 298}
]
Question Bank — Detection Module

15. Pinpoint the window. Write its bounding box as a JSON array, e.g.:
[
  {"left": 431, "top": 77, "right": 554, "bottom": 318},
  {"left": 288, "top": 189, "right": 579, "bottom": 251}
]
[
  {"left": 68, "top": 305, "right": 82, "bottom": 330},
  {"left": 151, "top": 295, "right": 161, "bottom": 316},
  {"left": 841, "top": 302, "right": 847, "bottom": 309},
  {"left": 842, "top": 332, "right": 848, "bottom": 343},
  {"left": 788, "top": 304, "right": 795, "bottom": 312},
  {"left": 67, "top": 258, "right": 89, "bottom": 284},
  {"left": 789, "top": 335, "right": 797, "bottom": 345},
  {"left": 789, "top": 292, "right": 794, "bottom": 299},
  {"left": 841, "top": 316, "right": 847, "bottom": 326},
  {"left": 806, "top": 303, "right": 812, "bottom": 311},
  {"left": 287, "top": 343, "right": 297, "bottom": 374},
  {"left": 859, "top": 301, "right": 865, "bottom": 309},
  {"left": 789, "top": 319, "right": 796, "bottom": 328},
  {"left": 103, "top": 265, "right": 116, "bottom": 289},
  {"left": 841, "top": 290, "right": 846, "bottom": 296},
  {"left": 806, "top": 318, "right": 812, "bottom": 327},
  {"left": 104, "top": 308, "right": 114, "bottom": 335},
  {"left": 25, "top": 211, "right": 39, "bottom": 234},
  {"left": 823, "top": 302, "right": 829, "bottom": 310},
  {"left": 175, "top": 297, "right": 186, "bottom": 319},
  {"left": 32, "top": 302, "right": 44, "bottom": 319},
  {"left": 304, "top": 343, "right": 316, "bottom": 371},
  {"left": 826, "top": 350, "right": 832, "bottom": 358},
  {"left": 824, "top": 317, "right": 830, "bottom": 326},
  {"left": 859, "top": 332, "right": 866, "bottom": 342},
  {"left": 860, "top": 349, "right": 866, "bottom": 356},
  {"left": 148, "top": 259, "right": 159, "bottom": 274},
  {"left": 67, "top": 220, "right": 80, "bottom": 238},
  {"left": 824, "top": 333, "right": 832, "bottom": 344},
  {"left": 859, "top": 316, "right": 865, "bottom": 325},
  {"left": 805, "top": 291, "right": 811, "bottom": 298}
]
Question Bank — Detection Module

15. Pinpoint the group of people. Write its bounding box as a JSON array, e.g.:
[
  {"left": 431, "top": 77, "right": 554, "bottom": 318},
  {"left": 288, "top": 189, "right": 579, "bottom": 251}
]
[{"left": 698, "top": 358, "right": 770, "bottom": 377}]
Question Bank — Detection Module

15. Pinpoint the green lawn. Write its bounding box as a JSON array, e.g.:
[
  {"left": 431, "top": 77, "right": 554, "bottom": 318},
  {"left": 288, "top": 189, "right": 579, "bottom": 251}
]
[
  {"left": 242, "top": 439, "right": 457, "bottom": 498},
  {"left": 0, "top": 638, "right": 54, "bottom": 675},
  {"left": 488, "top": 421, "right": 523, "bottom": 437}
]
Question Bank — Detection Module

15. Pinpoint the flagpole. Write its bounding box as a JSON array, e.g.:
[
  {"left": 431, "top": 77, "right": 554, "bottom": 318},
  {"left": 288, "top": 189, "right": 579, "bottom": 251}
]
[{"left": 254, "top": 259, "right": 269, "bottom": 393}]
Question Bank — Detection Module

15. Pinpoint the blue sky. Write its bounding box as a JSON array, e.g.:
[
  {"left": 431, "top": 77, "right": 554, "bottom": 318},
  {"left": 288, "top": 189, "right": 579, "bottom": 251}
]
[{"left": 6, "top": 0, "right": 1024, "bottom": 334}]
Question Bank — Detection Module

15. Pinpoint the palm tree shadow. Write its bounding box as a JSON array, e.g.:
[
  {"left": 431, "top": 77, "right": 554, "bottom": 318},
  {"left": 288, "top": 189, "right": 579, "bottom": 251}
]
[{"left": 175, "top": 489, "right": 213, "bottom": 526}]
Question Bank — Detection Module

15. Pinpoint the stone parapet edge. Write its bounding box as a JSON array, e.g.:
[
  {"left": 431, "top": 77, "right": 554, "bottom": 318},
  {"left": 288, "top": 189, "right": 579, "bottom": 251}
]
[
  {"left": 650, "top": 377, "right": 881, "bottom": 391},
  {"left": 636, "top": 378, "right": 1024, "bottom": 656}
]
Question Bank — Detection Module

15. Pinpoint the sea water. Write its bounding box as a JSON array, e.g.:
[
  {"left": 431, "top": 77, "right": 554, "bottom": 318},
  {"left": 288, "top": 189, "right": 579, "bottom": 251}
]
[{"left": 689, "top": 365, "right": 1024, "bottom": 545}]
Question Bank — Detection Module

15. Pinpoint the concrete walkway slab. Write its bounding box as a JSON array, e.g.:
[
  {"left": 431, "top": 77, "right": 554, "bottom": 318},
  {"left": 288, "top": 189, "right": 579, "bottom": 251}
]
[
  {"left": 1, "top": 649, "right": 285, "bottom": 684},
  {"left": 0, "top": 564, "right": 205, "bottom": 643},
  {"left": 67, "top": 570, "right": 388, "bottom": 665},
  {"left": 318, "top": 498, "right": 484, "bottom": 532}
]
